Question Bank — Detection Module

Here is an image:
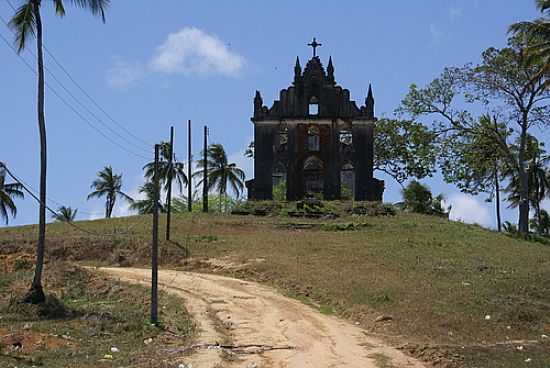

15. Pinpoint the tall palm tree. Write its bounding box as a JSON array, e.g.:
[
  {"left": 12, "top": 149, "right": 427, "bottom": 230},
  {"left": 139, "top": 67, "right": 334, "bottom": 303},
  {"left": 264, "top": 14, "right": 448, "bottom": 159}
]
[
  {"left": 129, "top": 181, "right": 165, "bottom": 215},
  {"left": 51, "top": 206, "right": 77, "bottom": 222},
  {"left": 194, "top": 143, "right": 245, "bottom": 213},
  {"left": 0, "top": 166, "right": 24, "bottom": 225},
  {"left": 9, "top": 0, "right": 109, "bottom": 304},
  {"left": 509, "top": 0, "right": 550, "bottom": 83},
  {"left": 143, "top": 141, "right": 188, "bottom": 204},
  {"left": 87, "top": 166, "right": 132, "bottom": 218}
]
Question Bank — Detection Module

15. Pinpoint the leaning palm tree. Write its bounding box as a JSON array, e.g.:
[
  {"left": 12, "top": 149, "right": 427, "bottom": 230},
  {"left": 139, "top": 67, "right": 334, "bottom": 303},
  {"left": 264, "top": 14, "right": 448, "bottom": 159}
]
[
  {"left": 51, "top": 206, "right": 77, "bottom": 223},
  {"left": 194, "top": 143, "right": 245, "bottom": 213},
  {"left": 129, "top": 181, "right": 165, "bottom": 215},
  {"left": 0, "top": 166, "right": 24, "bottom": 225},
  {"left": 87, "top": 166, "right": 133, "bottom": 218},
  {"left": 143, "top": 141, "right": 188, "bottom": 204},
  {"left": 509, "top": 0, "right": 550, "bottom": 84},
  {"left": 9, "top": 0, "right": 109, "bottom": 304}
]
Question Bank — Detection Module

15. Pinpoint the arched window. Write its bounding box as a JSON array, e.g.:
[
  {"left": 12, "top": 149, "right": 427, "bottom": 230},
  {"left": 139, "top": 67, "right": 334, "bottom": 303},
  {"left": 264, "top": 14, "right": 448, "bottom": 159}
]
[
  {"left": 303, "top": 156, "right": 324, "bottom": 194},
  {"left": 309, "top": 96, "right": 319, "bottom": 116},
  {"left": 278, "top": 125, "right": 288, "bottom": 152},
  {"left": 307, "top": 126, "right": 320, "bottom": 152},
  {"left": 340, "top": 162, "right": 355, "bottom": 199}
]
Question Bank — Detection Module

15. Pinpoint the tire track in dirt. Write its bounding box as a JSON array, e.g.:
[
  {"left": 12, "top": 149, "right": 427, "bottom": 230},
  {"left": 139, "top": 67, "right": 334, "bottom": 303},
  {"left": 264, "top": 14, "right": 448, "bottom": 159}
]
[{"left": 97, "top": 267, "right": 426, "bottom": 368}]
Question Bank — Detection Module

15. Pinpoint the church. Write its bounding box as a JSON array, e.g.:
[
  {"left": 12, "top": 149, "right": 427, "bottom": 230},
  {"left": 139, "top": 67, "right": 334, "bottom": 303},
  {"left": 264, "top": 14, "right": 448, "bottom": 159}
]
[{"left": 246, "top": 39, "right": 384, "bottom": 201}]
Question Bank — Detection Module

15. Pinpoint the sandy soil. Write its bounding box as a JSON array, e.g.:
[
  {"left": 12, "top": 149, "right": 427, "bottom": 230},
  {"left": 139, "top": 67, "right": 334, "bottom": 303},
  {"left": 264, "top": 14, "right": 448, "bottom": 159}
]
[{"left": 97, "top": 267, "right": 426, "bottom": 368}]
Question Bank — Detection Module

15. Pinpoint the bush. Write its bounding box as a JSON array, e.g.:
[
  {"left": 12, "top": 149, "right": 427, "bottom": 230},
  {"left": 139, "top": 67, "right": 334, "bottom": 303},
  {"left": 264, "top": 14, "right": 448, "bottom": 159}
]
[{"left": 401, "top": 181, "right": 450, "bottom": 217}]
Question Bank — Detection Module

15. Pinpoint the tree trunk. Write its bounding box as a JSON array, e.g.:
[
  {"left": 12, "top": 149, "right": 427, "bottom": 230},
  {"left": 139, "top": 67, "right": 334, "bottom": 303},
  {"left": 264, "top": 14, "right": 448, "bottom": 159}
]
[
  {"left": 219, "top": 188, "right": 222, "bottom": 213},
  {"left": 517, "top": 119, "right": 530, "bottom": 236},
  {"left": 24, "top": 1, "right": 46, "bottom": 304},
  {"left": 109, "top": 195, "right": 116, "bottom": 218},
  {"left": 494, "top": 164, "right": 502, "bottom": 232}
]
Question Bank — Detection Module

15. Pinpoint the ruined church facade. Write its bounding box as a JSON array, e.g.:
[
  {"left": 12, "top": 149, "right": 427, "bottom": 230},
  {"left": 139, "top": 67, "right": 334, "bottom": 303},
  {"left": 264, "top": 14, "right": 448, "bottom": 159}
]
[{"left": 247, "top": 52, "right": 384, "bottom": 201}]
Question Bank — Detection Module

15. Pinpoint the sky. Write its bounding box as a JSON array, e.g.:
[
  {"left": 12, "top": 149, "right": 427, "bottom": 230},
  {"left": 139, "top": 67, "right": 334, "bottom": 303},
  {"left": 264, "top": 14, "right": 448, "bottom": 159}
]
[{"left": 0, "top": 0, "right": 548, "bottom": 227}]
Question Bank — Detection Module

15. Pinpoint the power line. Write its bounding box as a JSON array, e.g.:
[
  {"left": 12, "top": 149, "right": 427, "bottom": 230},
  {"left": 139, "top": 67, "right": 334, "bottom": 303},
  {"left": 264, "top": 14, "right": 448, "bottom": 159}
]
[
  {"left": 4, "top": 0, "right": 152, "bottom": 149},
  {"left": 0, "top": 30, "right": 151, "bottom": 160},
  {"left": 1, "top": 163, "right": 140, "bottom": 237},
  {"left": 0, "top": 15, "right": 151, "bottom": 157}
]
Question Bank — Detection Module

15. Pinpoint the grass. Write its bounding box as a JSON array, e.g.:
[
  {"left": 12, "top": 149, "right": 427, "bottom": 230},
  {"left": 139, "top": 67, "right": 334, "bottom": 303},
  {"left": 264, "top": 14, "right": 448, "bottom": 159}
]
[
  {"left": 0, "top": 262, "right": 194, "bottom": 367},
  {"left": 1, "top": 210, "right": 550, "bottom": 367}
]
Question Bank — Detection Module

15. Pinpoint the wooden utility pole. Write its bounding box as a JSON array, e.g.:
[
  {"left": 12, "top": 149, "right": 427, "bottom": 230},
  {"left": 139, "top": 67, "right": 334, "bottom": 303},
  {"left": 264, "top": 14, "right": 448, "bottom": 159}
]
[
  {"left": 203, "top": 125, "right": 209, "bottom": 213},
  {"left": 151, "top": 144, "right": 160, "bottom": 325},
  {"left": 188, "top": 120, "right": 192, "bottom": 212},
  {"left": 166, "top": 126, "right": 174, "bottom": 241}
]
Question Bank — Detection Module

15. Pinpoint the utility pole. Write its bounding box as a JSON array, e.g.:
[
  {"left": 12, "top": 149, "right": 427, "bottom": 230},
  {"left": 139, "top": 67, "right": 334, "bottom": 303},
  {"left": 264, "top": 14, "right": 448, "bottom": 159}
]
[
  {"left": 203, "top": 125, "right": 208, "bottom": 213},
  {"left": 151, "top": 144, "right": 160, "bottom": 325},
  {"left": 188, "top": 120, "right": 192, "bottom": 212},
  {"left": 166, "top": 126, "right": 174, "bottom": 241}
]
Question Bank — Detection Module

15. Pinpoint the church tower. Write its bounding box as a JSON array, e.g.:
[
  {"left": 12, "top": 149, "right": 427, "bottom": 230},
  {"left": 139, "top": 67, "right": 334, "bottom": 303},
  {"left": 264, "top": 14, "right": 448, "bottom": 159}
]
[{"left": 247, "top": 39, "right": 384, "bottom": 201}]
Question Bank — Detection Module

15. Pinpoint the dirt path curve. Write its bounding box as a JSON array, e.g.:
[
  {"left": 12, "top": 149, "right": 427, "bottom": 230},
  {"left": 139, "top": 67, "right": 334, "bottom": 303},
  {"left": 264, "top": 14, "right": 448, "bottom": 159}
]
[{"left": 97, "top": 267, "right": 426, "bottom": 368}]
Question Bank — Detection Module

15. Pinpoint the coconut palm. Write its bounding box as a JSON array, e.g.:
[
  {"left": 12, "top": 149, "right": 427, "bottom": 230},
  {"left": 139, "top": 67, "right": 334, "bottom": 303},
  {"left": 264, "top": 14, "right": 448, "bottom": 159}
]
[
  {"left": 51, "top": 206, "right": 77, "bottom": 222},
  {"left": 143, "top": 141, "right": 188, "bottom": 204},
  {"left": 129, "top": 181, "right": 165, "bottom": 215},
  {"left": 9, "top": 0, "right": 109, "bottom": 303},
  {"left": 509, "top": 0, "right": 550, "bottom": 83},
  {"left": 87, "top": 166, "right": 133, "bottom": 218},
  {"left": 194, "top": 143, "right": 245, "bottom": 213},
  {"left": 0, "top": 166, "right": 24, "bottom": 225}
]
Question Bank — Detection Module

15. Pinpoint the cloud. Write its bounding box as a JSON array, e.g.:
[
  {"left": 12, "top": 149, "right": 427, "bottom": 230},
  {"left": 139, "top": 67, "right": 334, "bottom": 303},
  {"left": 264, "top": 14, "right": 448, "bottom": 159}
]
[
  {"left": 448, "top": 193, "right": 491, "bottom": 227},
  {"left": 107, "top": 27, "right": 245, "bottom": 88},
  {"left": 150, "top": 27, "right": 245, "bottom": 77},
  {"left": 107, "top": 59, "right": 146, "bottom": 89},
  {"left": 449, "top": 7, "right": 463, "bottom": 22}
]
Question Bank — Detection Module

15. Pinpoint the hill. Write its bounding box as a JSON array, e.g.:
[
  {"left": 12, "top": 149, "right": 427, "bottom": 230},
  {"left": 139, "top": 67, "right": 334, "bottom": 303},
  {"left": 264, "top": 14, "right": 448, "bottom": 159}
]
[{"left": 1, "top": 211, "right": 549, "bottom": 367}]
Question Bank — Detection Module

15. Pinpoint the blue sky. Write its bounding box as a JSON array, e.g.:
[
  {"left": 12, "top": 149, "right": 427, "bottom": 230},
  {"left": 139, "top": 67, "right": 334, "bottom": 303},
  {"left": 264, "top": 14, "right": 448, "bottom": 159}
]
[{"left": 1, "top": 0, "right": 547, "bottom": 227}]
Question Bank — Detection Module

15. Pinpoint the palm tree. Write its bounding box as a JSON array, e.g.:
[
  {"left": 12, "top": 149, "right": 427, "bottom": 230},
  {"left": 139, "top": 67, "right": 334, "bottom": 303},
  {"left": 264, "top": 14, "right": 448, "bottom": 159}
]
[
  {"left": 51, "top": 206, "right": 77, "bottom": 222},
  {"left": 143, "top": 141, "right": 188, "bottom": 204},
  {"left": 194, "top": 143, "right": 245, "bottom": 213},
  {"left": 87, "top": 166, "right": 133, "bottom": 218},
  {"left": 129, "top": 181, "right": 165, "bottom": 215},
  {"left": 0, "top": 166, "right": 24, "bottom": 225},
  {"left": 509, "top": 0, "right": 550, "bottom": 84},
  {"left": 9, "top": 0, "right": 109, "bottom": 304}
]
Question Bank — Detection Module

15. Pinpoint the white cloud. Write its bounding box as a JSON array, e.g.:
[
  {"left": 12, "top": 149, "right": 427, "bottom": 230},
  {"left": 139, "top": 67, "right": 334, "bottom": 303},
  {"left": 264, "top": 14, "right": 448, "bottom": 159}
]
[
  {"left": 107, "top": 59, "right": 146, "bottom": 89},
  {"left": 150, "top": 27, "right": 245, "bottom": 77},
  {"left": 449, "top": 7, "right": 463, "bottom": 22},
  {"left": 448, "top": 193, "right": 491, "bottom": 227}
]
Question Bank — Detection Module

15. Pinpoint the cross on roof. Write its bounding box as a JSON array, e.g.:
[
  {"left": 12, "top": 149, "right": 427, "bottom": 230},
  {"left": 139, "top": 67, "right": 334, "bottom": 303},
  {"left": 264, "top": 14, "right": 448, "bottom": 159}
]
[{"left": 308, "top": 37, "right": 322, "bottom": 57}]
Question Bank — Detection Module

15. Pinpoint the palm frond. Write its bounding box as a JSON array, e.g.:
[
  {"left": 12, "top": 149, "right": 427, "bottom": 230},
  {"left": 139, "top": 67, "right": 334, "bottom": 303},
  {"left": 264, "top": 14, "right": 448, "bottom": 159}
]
[
  {"left": 8, "top": 2, "right": 36, "bottom": 53},
  {"left": 65, "top": 0, "right": 110, "bottom": 22}
]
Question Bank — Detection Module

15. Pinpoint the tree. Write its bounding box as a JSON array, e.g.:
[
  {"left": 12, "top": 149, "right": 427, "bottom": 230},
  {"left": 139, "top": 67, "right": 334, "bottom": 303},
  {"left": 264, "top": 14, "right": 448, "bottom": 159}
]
[
  {"left": 51, "top": 206, "right": 77, "bottom": 222},
  {"left": 9, "top": 0, "right": 109, "bottom": 304},
  {"left": 129, "top": 181, "right": 165, "bottom": 215},
  {"left": 401, "top": 181, "right": 450, "bottom": 217},
  {"left": 195, "top": 143, "right": 245, "bottom": 213},
  {"left": 531, "top": 209, "right": 550, "bottom": 235},
  {"left": 505, "top": 136, "right": 550, "bottom": 232},
  {"left": 374, "top": 119, "right": 437, "bottom": 186},
  {"left": 399, "top": 36, "right": 550, "bottom": 235},
  {"left": 0, "top": 165, "right": 24, "bottom": 225},
  {"left": 509, "top": 0, "right": 550, "bottom": 82},
  {"left": 439, "top": 115, "right": 509, "bottom": 231},
  {"left": 87, "top": 166, "right": 132, "bottom": 218},
  {"left": 143, "top": 141, "right": 188, "bottom": 205}
]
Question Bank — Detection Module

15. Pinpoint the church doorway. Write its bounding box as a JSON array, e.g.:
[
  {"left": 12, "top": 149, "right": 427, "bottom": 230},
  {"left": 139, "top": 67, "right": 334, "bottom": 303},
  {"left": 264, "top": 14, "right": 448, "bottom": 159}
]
[
  {"left": 272, "top": 162, "right": 287, "bottom": 201},
  {"left": 340, "top": 162, "right": 355, "bottom": 199},
  {"left": 303, "top": 156, "right": 324, "bottom": 197}
]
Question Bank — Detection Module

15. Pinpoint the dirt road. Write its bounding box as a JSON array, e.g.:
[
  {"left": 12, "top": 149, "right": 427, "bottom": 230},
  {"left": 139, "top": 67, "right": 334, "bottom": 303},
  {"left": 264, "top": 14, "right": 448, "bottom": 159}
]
[{"left": 97, "top": 267, "right": 425, "bottom": 368}]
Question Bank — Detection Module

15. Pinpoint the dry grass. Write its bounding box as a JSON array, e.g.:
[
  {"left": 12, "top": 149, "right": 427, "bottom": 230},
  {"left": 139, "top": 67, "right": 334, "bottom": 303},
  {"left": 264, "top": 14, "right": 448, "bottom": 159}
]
[{"left": 1, "top": 211, "right": 550, "bottom": 367}]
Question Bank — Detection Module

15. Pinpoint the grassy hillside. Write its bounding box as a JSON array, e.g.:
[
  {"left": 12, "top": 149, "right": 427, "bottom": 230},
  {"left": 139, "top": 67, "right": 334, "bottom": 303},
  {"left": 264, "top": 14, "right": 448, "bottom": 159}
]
[{"left": 1, "top": 211, "right": 549, "bottom": 367}]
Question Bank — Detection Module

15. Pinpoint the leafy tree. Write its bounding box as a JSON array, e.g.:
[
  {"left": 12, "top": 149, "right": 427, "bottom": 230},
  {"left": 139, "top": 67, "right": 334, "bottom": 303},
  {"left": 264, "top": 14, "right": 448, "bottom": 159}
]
[
  {"left": 244, "top": 141, "right": 254, "bottom": 158},
  {"left": 143, "top": 141, "right": 188, "bottom": 205},
  {"left": 439, "top": 115, "right": 509, "bottom": 231},
  {"left": 399, "top": 36, "right": 550, "bottom": 235},
  {"left": 9, "top": 0, "right": 109, "bottom": 304},
  {"left": 194, "top": 144, "right": 245, "bottom": 213},
  {"left": 401, "top": 181, "right": 450, "bottom": 217},
  {"left": 530, "top": 209, "right": 550, "bottom": 235},
  {"left": 375, "top": 119, "right": 437, "bottom": 185},
  {"left": 509, "top": 0, "right": 550, "bottom": 83},
  {"left": 87, "top": 166, "right": 133, "bottom": 218},
  {"left": 172, "top": 191, "right": 199, "bottom": 213},
  {"left": 129, "top": 181, "right": 165, "bottom": 215},
  {"left": 51, "top": 206, "right": 77, "bottom": 222},
  {"left": 0, "top": 165, "right": 24, "bottom": 225}
]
